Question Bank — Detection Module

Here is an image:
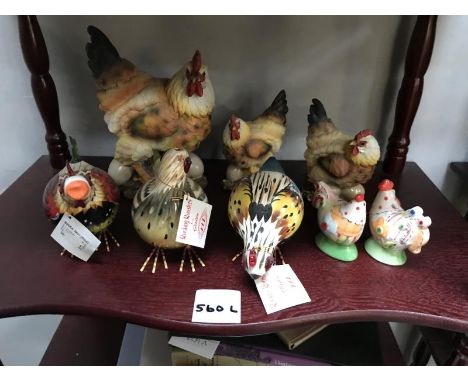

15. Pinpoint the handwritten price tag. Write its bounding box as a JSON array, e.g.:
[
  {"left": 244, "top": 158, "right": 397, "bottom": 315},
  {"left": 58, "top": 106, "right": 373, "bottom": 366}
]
[
  {"left": 50, "top": 214, "right": 101, "bottom": 261},
  {"left": 191, "top": 289, "right": 241, "bottom": 324},
  {"left": 175, "top": 195, "right": 212, "bottom": 249},
  {"left": 168, "top": 336, "right": 220, "bottom": 359},
  {"left": 255, "top": 264, "right": 311, "bottom": 314}
]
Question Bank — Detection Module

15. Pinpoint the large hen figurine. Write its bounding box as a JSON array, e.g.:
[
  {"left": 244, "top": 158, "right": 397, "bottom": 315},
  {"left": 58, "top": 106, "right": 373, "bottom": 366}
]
[
  {"left": 86, "top": 26, "right": 215, "bottom": 193},
  {"left": 312, "top": 181, "right": 366, "bottom": 261},
  {"left": 304, "top": 98, "right": 380, "bottom": 201},
  {"left": 365, "top": 179, "right": 431, "bottom": 266},
  {"left": 132, "top": 148, "right": 208, "bottom": 274},
  {"left": 228, "top": 157, "right": 304, "bottom": 279},
  {"left": 222, "top": 90, "right": 288, "bottom": 189}
]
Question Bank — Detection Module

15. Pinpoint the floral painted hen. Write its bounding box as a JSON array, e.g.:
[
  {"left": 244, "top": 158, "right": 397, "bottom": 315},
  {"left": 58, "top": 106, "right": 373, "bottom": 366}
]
[{"left": 86, "top": 26, "right": 215, "bottom": 189}]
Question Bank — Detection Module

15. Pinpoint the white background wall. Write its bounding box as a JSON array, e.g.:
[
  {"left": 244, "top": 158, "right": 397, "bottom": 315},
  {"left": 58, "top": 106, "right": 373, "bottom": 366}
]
[{"left": 0, "top": 15, "right": 467, "bottom": 365}]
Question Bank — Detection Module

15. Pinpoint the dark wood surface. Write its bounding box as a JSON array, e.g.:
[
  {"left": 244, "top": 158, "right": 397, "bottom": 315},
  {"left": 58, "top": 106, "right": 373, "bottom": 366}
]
[
  {"left": 383, "top": 16, "right": 438, "bottom": 175},
  {"left": 40, "top": 315, "right": 126, "bottom": 366},
  {"left": 0, "top": 156, "right": 467, "bottom": 336},
  {"left": 18, "top": 16, "right": 70, "bottom": 169}
]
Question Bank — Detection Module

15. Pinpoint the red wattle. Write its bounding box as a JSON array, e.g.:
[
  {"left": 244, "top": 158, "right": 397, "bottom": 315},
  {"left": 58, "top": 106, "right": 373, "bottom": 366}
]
[
  {"left": 195, "top": 81, "right": 203, "bottom": 97},
  {"left": 186, "top": 81, "right": 195, "bottom": 96},
  {"left": 248, "top": 249, "right": 257, "bottom": 267}
]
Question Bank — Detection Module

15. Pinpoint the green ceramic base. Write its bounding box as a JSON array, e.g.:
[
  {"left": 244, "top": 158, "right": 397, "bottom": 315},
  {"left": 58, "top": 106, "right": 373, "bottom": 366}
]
[
  {"left": 364, "top": 238, "right": 407, "bottom": 266},
  {"left": 315, "top": 233, "right": 358, "bottom": 262}
]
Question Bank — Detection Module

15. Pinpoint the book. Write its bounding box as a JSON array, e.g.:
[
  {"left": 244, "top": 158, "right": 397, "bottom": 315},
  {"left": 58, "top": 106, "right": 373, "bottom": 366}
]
[
  {"left": 277, "top": 324, "right": 329, "bottom": 350},
  {"left": 168, "top": 322, "right": 405, "bottom": 366},
  {"left": 169, "top": 335, "right": 330, "bottom": 366}
]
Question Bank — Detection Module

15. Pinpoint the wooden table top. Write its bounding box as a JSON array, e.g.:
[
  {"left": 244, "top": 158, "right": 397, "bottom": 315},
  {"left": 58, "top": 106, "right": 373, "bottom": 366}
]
[{"left": 0, "top": 156, "right": 467, "bottom": 336}]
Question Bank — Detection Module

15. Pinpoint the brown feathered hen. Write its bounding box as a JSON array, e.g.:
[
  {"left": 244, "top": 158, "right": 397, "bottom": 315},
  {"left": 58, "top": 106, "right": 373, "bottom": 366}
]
[
  {"left": 86, "top": 26, "right": 215, "bottom": 185},
  {"left": 222, "top": 90, "right": 288, "bottom": 188},
  {"left": 304, "top": 99, "right": 380, "bottom": 200}
]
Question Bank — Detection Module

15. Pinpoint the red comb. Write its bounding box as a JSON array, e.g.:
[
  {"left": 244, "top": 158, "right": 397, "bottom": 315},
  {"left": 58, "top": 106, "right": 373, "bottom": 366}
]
[
  {"left": 355, "top": 194, "right": 365, "bottom": 202},
  {"left": 378, "top": 179, "right": 394, "bottom": 191},
  {"left": 355, "top": 129, "right": 373, "bottom": 141},
  {"left": 230, "top": 114, "right": 239, "bottom": 127},
  {"left": 191, "top": 50, "right": 202, "bottom": 73}
]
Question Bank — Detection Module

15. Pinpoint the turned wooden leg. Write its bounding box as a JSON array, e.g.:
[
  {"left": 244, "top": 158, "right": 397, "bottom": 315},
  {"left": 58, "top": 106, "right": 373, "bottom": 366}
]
[
  {"left": 383, "top": 16, "right": 437, "bottom": 175},
  {"left": 18, "top": 16, "right": 70, "bottom": 170}
]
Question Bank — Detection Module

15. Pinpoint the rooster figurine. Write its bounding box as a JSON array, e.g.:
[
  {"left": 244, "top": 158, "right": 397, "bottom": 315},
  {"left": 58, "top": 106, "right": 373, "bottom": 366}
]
[
  {"left": 228, "top": 157, "right": 304, "bottom": 279},
  {"left": 365, "top": 179, "right": 432, "bottom": 266},
  {"left": 86, "top": 26, "right": 215, "bottom": 194},
  {"left": 132, "top": 148, "right": 208, "bottom": 274},
  {"left": 43, "top": 160, "right": 120, "bottom": 255},
  {"left": 304, "top": 98, "right": 380, "bottom": 201},
  {"left": 222, "top": 90, "right": 288, "bottom": 189},
  {"left": 312, "top": 181, "right": 366, "bottom": 261}
]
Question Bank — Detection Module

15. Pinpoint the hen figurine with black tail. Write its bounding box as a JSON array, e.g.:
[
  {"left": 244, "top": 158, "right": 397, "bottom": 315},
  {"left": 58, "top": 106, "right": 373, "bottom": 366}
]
[
  {"left": 228, "top": 157, "right": 304, "bottom": 279},
  {"left": 222, "top": 90, "right": 288, "bottom": 189},
  {"left": 43, "top": 146, "right": 120, "bottom": 255},
  {"left": 132, "top": 148, "right": 208, "bottom": 274},
  {"left": 86, "top": 26, "right": 215, "bottom": 196},
  {"left": 304, "top": 98, "right": 380, "bottom": 201}
]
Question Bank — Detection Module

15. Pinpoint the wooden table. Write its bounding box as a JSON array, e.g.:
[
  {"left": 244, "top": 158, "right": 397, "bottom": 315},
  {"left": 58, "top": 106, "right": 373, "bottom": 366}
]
[{"left": 1, "top": 157, "right": 467, "bottom": 363}]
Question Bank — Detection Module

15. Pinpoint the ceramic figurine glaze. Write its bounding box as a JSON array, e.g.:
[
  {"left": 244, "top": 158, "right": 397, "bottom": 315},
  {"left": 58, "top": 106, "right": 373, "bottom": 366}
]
[
  {"left": 228, "top": 157, "right": 304, "bottom": 279},
  {"left": 304, "top": 98, "right": 380, "bottom": 201},
  {"left": 42, "top": 161, "right": 120, "bottom": 253},
  {"left": 365, "top": 179, "right": 432, "bottom": 266},
  {"left": 86, "top": 26, "right": 215, "bottom": 195},
  {"left": 312, "top": 181, "right": 366, "bottom": 262},
  {"left": 132, "top": 148, "right": 208, "bottom": 273},
  {"left": 222, "top": 90, "right": 287, "bottom": 189}
]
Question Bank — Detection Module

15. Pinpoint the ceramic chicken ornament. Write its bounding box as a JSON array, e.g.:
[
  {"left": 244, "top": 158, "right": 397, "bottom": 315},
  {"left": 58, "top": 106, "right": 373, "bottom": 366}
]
[
  {"left": 43, "top": 161, "right": 120, "bottom": 254},
  {"left": 304, "top": 98, "right": 380, "bottom": 201},
  {"left": 228, "top": 157, "right": 304, "bottom": 279},
  {"left": 86, "top": 26, "right": 215, "bottom": 195},
  {"left": 222, "top": 90, "right": 288, "bottom": 189},
  {"left": 365, "top": 179, "right": 432, "bottom": 266},
  {"left": 312, "top": 181, "right": 366, "bottom": 261},
  {"left": 132, "top": 148, "right": 208, "bottom": 274}
]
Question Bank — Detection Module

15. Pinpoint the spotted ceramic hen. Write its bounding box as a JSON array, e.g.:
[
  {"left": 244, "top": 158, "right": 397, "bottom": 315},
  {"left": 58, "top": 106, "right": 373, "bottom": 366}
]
[
  {"left": 228, "top": 157, "right": 304, "bottom": 278},
  {"left": 132, "top": 148, "right": 208, "bottom": 273},
  {"left": 43, "top": 161, "right": 120, "bottom": 254}
]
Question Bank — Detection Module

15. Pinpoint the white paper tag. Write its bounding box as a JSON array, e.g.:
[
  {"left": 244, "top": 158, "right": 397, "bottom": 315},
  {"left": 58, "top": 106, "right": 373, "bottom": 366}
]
[
  {"left": 168, "top": 336, "right": 220, "bottom": 360},
  {"left": 255, "top": 264, "right": 311, "bottom": 314},
  {"left": 192, "top": 289, "right": 241, "bottom": 324},
  {"left": 175, "top": 195, "right": 212, "bottom": 249},
  {"left": 50, "top": 214, "right": 101, "bottom": 261}
]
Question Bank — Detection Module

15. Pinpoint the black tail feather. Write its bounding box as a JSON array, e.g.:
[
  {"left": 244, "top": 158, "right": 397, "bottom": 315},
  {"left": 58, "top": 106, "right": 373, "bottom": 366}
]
[
  {"left": 263, "top": 89, "right": 288, "bottom": 123},
  {"left": 86, "top": 25, "right": 121, "bottom": 78},
  {"left": 308, "top": 98, "right": 328, "bottom": 126}
]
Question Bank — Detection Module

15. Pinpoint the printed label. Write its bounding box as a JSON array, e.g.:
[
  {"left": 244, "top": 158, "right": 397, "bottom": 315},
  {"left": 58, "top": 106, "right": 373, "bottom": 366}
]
[
  {"left": 168, "top": 336, "right": 220, "bottom": 360},
  {"left": 255, "top": 264, "right": 311, "bottom": 314},
  {"left": 176, "top": 195, "right": 212, "bottom": 248},
  {"left": 50, "top": 214, "right": 101, "bottom": 261}
]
